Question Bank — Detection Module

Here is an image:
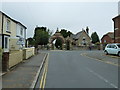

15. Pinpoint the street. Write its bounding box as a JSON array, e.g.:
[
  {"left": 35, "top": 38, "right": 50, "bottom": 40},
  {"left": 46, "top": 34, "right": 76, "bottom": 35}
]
[{"left": 35, "top": 50, "right": 119, "bottom": 88}]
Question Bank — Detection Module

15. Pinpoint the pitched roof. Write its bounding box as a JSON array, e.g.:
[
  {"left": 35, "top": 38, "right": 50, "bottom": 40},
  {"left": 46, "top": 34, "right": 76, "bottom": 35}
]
[
  {"left": 70, "top": 30, "right": 91, "bottom": 40},
  {"left": 0, "top": 11, "right": 27, "bottom": 29},
  {"left": 101, "top": 32, "right": 114, "bottom": 40},
  {"left": 112, "top": 15, "right": 120, "bottom": 21},
  {"left": 107, "top": 32, "right": 114, "bottom": 39}
]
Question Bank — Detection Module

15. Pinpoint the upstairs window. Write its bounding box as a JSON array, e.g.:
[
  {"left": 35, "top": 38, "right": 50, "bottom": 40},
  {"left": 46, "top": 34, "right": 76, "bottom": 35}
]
[
  {"left": 6, "top": 19, "right": 10, "bottom": 32},
  {"left": 20, "top": 28, "right": 23, "bottom": 36},
  {"left": 83, "top": 37, "right": 86, "bottom": 40}
]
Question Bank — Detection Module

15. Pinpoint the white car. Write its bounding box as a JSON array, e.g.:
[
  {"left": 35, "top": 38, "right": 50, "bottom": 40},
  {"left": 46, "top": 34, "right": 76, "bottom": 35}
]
[{"left": 104, "top": 43, "right": 120, "bottom": 57}]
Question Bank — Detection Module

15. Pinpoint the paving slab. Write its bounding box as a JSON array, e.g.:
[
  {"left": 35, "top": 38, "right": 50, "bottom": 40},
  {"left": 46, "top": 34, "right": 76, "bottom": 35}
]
[
  {"left": 2, "top": 53, "right": 46, "bottom": 88},
  {"left": 84, "top": 50, "right": 120, "bottom": 65}
]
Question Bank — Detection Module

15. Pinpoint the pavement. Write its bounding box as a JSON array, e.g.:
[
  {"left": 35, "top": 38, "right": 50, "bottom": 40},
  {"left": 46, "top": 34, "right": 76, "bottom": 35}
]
[
  {"left": 38, "top": 50, "right": 118, "bottom": 88},
  {"left": 2, "top": 52, "right": 46, "bottom": 88},
  {"left": 82, "top": 50, "right": 120, "bottom": 66}
]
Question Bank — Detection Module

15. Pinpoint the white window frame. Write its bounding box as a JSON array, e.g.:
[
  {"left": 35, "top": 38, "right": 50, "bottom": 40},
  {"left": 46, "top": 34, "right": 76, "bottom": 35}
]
[{"left": 6, "top": 19, "right": 11, "bottom": 32}]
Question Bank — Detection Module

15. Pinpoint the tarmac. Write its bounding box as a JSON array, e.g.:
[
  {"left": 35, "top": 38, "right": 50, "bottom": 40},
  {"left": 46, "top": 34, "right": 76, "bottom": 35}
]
[{"left": 2, "top": 52, "right": 46, "bottom": 88}]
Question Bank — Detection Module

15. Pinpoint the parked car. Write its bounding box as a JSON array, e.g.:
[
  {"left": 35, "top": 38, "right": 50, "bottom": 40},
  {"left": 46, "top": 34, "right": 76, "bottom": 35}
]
[{"left": 104, "top": 43, "right": 120, "bottom": 56}]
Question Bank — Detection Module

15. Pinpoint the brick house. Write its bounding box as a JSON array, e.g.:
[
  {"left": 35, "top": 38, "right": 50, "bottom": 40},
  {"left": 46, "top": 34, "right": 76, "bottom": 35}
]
[
  {"left": 101, "top": 32, "right": 114, "bottom": 44},
  {"left": 112, "top": 15, "right": 120, "bottom": 43}
]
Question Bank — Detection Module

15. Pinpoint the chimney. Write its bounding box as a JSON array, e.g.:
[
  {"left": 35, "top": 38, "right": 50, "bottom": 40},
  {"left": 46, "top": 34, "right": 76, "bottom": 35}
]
[{"left": 86, "top": 26, "right": 89, "bottom": 35}]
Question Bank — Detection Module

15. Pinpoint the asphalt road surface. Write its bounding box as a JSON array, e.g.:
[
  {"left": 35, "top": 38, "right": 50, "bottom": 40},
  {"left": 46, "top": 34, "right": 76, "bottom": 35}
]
[{"left": 36, "top": 50, "right": 119, "bottom": 88}]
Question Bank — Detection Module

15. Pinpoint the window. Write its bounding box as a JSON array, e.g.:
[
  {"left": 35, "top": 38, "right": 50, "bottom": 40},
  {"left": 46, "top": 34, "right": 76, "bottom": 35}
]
[
  {"left": 104, "top": 40, "right": 106, "bottom": 43},
  {"left": 117, "top": 44, "right": 120, "bottom": 48},
  {"left": 5, "top": 37, "right": 8, "bottom": 49},
  {"left": 83, "top": 37, "right": 86, "bottom": 40},
  {"left": 111, "top": 45, "right": 116, "bottom": 49},
  {"left": 107, "top": 45, "right": 111, "bottom": 48},
  {"left": 20, "top": 28, "right": 23, "bottom": 36},
  {"left": 6, "top": 19, "right": 10, "bottom": 31}
]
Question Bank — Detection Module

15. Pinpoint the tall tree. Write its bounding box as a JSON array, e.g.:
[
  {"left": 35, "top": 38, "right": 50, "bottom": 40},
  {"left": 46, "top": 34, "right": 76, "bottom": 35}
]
[
  {"left": 33, "top": 27, "right": 52, "bottom": 48},
  {"left": 91, "top": 32, "right": 100, "bottom": 44}
]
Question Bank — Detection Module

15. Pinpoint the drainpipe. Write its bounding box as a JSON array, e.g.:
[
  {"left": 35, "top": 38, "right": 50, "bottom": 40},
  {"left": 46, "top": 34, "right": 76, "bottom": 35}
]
[
  {"left": 114, "top": 23, "right": 116, "bottom": 43},
  {"left": 25, "top": 28, "right": 27, "bottom": 47},
  {"left": 2, "top": 13, "right": 4, "bottom": 49}
]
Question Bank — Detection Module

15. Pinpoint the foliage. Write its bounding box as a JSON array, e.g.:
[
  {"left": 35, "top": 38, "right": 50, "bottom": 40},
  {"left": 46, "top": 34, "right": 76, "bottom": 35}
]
[
  {"left": 27, "top": 27, "right": 52, "bottom": 48},
  {"left": 60, "top": 29, "right": 73, "bottom": 38},
  {"left": 91, "top": 32, "right": 100, "bottom": 44},
  {"left": 33, "top": 27, "right": 52, "bottom": 48},
  {"left": 27, "top": 37, "right": 35, "bottom": 46}
]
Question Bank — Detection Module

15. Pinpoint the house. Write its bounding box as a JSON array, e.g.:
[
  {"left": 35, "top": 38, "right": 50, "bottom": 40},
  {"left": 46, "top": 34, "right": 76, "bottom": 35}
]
[
  {"left": 0, "top": 11, "right": 27, "bottom": 71},
  {"left": 112, "top": 15, "right": 120, "bottom": 43},
  {"left": 70, "top": 29, "right": 91, "bottom": 46},
  {"left": 0, "top": 11, "right": 27, "bottom": 52},
  {"left": 101, "top": 32, "right": 114, "bottom": 44}
]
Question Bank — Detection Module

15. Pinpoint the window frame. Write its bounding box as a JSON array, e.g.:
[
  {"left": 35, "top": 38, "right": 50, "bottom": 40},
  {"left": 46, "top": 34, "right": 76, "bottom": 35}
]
[{"left": 6, "top": 19, "right": 11, "bottom": 32}]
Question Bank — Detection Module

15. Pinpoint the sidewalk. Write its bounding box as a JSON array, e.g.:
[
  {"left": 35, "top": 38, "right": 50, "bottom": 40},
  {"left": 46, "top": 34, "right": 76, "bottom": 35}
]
[
  {"left": 2, "top": 53, "right": 46, "bottom": 88},
  {"left": 84, "top": 50, "right": 119, "bottom": 66}
]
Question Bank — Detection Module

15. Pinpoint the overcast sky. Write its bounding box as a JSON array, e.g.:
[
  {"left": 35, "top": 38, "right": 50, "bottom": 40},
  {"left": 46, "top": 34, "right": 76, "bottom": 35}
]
[{"left": 1, "top": 1, "right": 119, "bottom": 39}]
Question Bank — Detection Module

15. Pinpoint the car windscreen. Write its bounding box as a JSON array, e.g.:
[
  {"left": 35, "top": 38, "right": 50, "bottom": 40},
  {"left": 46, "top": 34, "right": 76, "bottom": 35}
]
[{"left": 117, "top": 44, "right": 120, "bottom": 48}]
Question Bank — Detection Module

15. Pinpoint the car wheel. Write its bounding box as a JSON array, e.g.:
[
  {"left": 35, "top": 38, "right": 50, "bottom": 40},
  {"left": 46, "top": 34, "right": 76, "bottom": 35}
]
[
  {"left": 118, "top": 52, "right": 120, "bottom": 57},
  {"left": 104, "top": 51, "right": 108, "bottom": 55}
]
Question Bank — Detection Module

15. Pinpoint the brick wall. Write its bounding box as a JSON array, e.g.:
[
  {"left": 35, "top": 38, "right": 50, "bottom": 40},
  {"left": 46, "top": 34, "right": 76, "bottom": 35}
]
[
  {"left": 101, "top": 35, "right": 114, "bottom": 44},
  {"left": 2, "top": 52, "right": 9, "bottom": 72},
  {"left": 113, "top": 15, "right": 120, "bottom": 43}
]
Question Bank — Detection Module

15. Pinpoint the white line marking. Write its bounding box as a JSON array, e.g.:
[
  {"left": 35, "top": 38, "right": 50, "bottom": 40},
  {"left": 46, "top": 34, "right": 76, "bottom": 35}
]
[{"left": 86, "top": 68, "right": 118, "bottom": 88}]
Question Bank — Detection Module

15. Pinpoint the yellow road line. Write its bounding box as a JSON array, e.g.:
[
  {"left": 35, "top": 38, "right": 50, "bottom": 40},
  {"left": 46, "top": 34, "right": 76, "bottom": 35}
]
[
  {"left": 40, "top": 61, "right": 47, "bottom": 89},
  {"left": 81, "top": 53, "right": 119, "bottom": 67},
  {"left": 40, "top": 53, "right": 49, "bottom": 89},
  {"left": 42, "top": 58, "right": 48, "bottom": 88}
]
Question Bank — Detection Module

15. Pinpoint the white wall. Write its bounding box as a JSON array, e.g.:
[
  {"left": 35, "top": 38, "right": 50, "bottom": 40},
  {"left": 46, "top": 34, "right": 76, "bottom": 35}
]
[{"left": 16, "top": 23, "right": 26, "bottom": 39}]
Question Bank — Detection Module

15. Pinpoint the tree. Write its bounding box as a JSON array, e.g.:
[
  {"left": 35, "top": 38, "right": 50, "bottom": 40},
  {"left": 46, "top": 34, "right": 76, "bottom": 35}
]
[
  {"left": 91, "top": 32, "right": 100, "bottom": 44},
  {"left": 33, "top": 27, "right": 52, "bottom": 48},
  {"left": 27, "top": 37, "right": 35, "bottom": 46},
  {"left": 60, "top": 29, "right": 73, "bottom": 38}
]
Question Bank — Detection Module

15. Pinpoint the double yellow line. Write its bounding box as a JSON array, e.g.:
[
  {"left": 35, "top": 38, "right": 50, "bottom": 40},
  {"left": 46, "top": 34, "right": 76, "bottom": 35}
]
[{"left": 40, "top": 53, "right": 49, "bottom": 89}]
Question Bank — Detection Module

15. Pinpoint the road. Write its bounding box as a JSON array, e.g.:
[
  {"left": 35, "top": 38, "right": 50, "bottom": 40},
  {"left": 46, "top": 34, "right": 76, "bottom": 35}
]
[{"left": 35, "top": 50, "right": 118, "bottom": 88}]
